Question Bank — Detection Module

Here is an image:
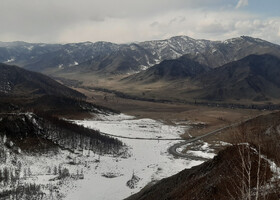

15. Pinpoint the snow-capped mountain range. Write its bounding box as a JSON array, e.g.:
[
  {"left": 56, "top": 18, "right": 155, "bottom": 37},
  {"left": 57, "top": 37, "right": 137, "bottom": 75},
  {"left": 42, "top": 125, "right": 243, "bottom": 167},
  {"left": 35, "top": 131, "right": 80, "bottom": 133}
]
[{"left": 1, "top": 36, "right": 280, "bottom": 74}]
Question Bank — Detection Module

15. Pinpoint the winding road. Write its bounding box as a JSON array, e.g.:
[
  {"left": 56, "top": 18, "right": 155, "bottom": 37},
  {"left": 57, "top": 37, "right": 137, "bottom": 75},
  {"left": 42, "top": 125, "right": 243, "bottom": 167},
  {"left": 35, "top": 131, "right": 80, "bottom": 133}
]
[
  {"left": 95, "top": 114, "right": 264, "bottom": 160},
  {"left": 168, "top": 116, "right": 261, "bottom": 159},
  {"left": 99, "top": 131, "right": 186, "bottom": 141},
  {"left": 168, "top": 125, "right": 234, "bottom": 159}
]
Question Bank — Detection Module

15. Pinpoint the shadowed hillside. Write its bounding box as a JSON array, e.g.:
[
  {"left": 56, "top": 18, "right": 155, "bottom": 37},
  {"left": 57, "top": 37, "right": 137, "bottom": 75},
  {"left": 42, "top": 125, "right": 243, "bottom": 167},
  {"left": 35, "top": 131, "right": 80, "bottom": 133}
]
[
  {"left": 0, "top": 63, "right": 118, "bottom": 116},
  {"left": 0, "top": 63, "right": 84, "bottom": 98},
  {"left": 123, "top": 55, "right": 210, "bottom": 83},
  {"left": 195, "top": 54, "right": 280, "bottom": 101}
]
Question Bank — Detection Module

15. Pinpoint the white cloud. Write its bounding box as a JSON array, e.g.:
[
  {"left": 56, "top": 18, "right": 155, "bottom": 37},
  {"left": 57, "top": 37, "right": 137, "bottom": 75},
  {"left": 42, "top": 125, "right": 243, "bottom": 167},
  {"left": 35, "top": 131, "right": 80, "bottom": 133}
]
[
  {"left": 236, "top": 0, "right": 249, "bottom": 9},
  {"left": 0, "top": 0, "right": 279, "bottom": 45},
  {"left": 54, "top": 9, "right": 280, "bottom": 45}
]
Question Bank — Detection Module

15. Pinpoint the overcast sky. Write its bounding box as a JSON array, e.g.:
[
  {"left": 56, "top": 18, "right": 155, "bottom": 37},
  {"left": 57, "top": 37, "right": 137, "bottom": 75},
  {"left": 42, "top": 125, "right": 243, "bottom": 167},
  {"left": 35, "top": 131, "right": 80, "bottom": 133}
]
[{"left": 0, "top": 0, "right": 279, "bottom": 44}]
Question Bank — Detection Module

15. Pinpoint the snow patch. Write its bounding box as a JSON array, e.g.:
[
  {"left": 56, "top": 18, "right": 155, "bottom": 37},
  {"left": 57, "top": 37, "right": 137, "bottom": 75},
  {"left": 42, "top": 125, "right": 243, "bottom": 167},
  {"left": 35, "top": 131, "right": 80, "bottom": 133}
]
[
  {"left": 65, "top": 113, "right": 203, "bottom": 200},
  {"left": 5, "top": 58, "right": 15, "bottom": 63},
  {"left": 188, "top": 150, "right": 215, "bottom": 159},
  {"left": 176, "top": 141, "right": 216, "bottom": 159},
  {"left": 25, "top": 45, "right": 34, "bottom": 51},
  {"left": 140, "top": 65, "right": 149, "bottom": 71},
  {"left": 74, "top": 114, "right": 186, "bottom": 139},
  {"left": 58, "top": 64, "right": 64, "bottom": 69}
]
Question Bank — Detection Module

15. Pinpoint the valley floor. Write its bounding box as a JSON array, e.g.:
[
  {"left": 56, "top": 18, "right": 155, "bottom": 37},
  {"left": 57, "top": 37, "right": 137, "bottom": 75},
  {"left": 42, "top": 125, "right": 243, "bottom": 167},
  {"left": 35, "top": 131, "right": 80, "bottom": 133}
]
[
  {"left": 0, "top": 87, "right": 274, "bottom": 199},
  {"left": 64, "top": 113, "right": 215, "bottom": 200},
  {"left": 75, "top": 86, "right": 267, "bottom": 139}
]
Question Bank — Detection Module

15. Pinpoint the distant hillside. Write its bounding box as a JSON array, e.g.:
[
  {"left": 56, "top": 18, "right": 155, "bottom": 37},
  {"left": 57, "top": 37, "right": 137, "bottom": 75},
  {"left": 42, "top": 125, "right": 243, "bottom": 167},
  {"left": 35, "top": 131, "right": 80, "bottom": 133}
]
[
  {"left": 0, "top": 41, "right": 119, "bottom": 72},
  {"left": 195, "top": 54, "right": 280, "bottom": 101},
  {"left": 0, "top": 63, "right": 84, "bottom": 98},
  {"left": 66, "top": 47, "right": 153, "bottom": 74},
  {"left": 107, "top": 54, "right": 280, "bottom": 105},
  {"left": 123, "top": 55, "right": 210, "bottom": 83},
  {"left": 23, "top": 42, "right": 120, "bottom": 72}
]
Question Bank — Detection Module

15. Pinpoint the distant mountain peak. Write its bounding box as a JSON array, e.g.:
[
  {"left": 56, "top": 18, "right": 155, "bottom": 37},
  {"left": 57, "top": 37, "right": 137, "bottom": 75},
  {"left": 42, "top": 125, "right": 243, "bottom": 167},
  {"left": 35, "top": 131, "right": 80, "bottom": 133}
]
[{"left": 0, "top": 35, "right": 280, "bottom": 75}]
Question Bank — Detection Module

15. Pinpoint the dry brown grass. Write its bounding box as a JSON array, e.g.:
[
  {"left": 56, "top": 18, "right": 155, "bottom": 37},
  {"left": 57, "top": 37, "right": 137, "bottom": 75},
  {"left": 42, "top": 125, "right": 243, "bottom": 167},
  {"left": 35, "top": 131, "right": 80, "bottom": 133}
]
[
  {"left": 74, "top": 87, "right": 267, "bottom": 140},
  {"left": 205, "top": 111, "right": 280, "bottom": 163},
  {"left": 57, "top": 72, "right": 280, "bottom": 105}
]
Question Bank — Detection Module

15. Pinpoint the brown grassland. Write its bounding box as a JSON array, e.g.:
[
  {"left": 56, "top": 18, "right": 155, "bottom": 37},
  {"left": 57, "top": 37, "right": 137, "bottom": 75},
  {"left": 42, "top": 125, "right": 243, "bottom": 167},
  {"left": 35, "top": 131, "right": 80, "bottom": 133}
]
[{"left": 75, "top": 87, "right": 270, "bottom": 140}]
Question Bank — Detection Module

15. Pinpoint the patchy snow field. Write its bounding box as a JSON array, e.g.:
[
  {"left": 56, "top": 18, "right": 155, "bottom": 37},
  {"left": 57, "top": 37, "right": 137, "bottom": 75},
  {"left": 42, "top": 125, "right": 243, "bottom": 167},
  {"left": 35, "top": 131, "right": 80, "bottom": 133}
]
[
  {"left": 75, "top": 113, "right": 189, "bottom": 139},
  {"left": 176, "top": 142, "right": 216, "bottom": 159},
  {"left": 64, "top": 114, "right": 205, "bottom": 200}
]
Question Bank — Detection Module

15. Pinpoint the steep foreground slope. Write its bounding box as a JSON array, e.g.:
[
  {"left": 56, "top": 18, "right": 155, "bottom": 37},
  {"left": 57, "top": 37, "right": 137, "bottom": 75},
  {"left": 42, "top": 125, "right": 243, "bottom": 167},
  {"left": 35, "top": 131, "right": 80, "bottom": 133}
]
[
  {"left": 0, "top": 112, "right": 125, "bottom": 199},
  {"left": 127, "top": 145, "right": 276, "bottom": 200},
  {"left": 0, "top": 112, "right": 123, "bottom": 153},
  {"left": 127, "top": 111, "right": 280, "bottom": 200},
  {"left": 0, "top": 64, "right": 127, "bottom": 199}
]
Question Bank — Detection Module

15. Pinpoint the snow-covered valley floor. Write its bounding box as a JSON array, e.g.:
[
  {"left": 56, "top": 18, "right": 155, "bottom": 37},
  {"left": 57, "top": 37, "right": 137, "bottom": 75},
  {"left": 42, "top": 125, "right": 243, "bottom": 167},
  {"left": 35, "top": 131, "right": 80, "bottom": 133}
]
[{"left": 63, "top": 113, "right": 214, "bottom": 200}]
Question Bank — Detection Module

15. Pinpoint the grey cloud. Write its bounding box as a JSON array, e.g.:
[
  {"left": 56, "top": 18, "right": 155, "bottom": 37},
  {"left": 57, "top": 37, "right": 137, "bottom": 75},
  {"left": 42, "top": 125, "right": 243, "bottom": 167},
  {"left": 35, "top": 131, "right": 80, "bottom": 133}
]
[
  {"left": 179, "top": 16, "right": 186, "bottom": 22},
  {"left": 168, "top": 18, "right": 178, "bottom": 25},
  {"left": 197, "top": 22, "right": 228, "bottom": 34},
  {"left": 168, "top": 16, "right": 187, "bottom": 25},
  {"left": 1, "top": 0, "right": 199, "bottom": 42},
  {"left": 150, "top": 21, "right": 160, "bottom": 27}
]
